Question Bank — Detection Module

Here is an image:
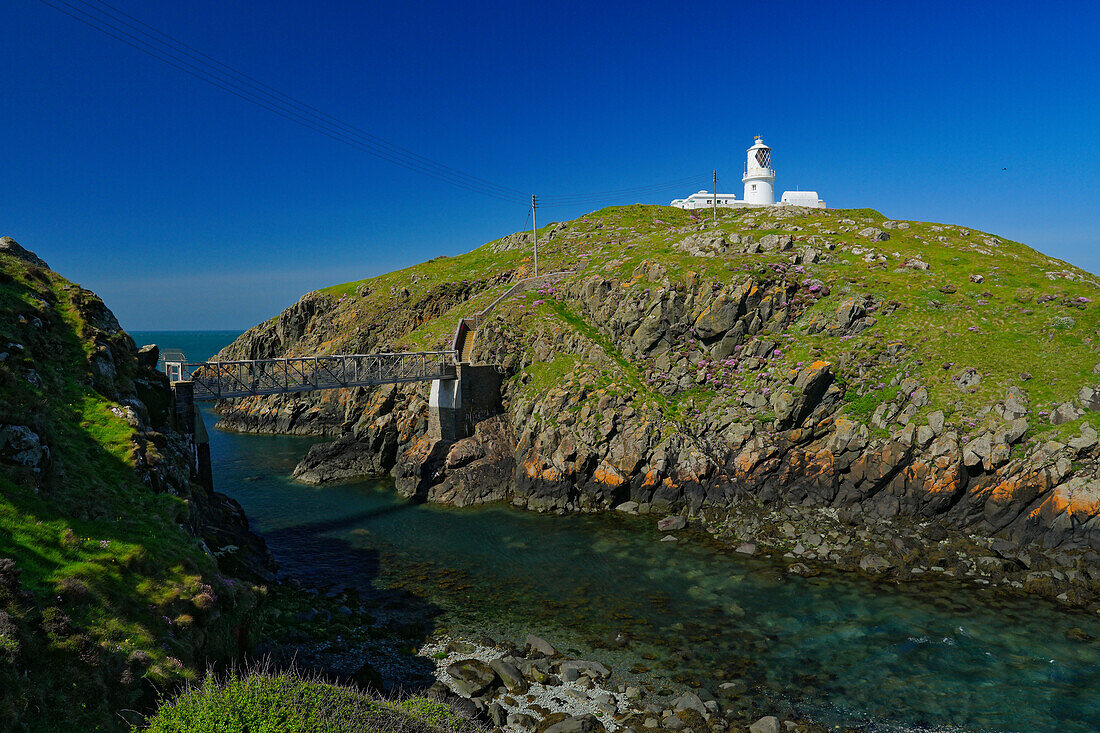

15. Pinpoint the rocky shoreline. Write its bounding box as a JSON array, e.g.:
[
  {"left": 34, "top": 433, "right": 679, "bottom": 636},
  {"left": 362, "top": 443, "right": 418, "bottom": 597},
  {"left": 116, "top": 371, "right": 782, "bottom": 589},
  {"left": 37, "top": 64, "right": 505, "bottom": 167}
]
[
  {"left": 421, "top": 635, "right": 826, "bottom": 733},
  {"left": 248, "top": 577, "right": 824, "bottom": 732},
  {"left": 653, "top": 499, "right": 1100, "bottom": 614}
]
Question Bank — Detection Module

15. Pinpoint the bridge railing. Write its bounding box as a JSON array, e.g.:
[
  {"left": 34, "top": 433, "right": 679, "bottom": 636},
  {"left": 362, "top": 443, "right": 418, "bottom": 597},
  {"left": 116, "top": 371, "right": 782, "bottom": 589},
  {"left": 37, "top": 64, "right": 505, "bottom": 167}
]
[{"left": 165, "top": 351, "right": 457, "bottom": 401}]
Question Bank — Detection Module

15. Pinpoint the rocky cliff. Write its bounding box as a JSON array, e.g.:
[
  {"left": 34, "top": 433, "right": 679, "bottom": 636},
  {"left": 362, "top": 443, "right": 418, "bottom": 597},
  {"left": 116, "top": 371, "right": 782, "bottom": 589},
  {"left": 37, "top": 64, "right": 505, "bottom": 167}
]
[
  {"left": 0, "top": 237, "right": 272, "bottom": 732},
  {"left": 215, "top": 206, "right": 1100, "bottom": 578}
]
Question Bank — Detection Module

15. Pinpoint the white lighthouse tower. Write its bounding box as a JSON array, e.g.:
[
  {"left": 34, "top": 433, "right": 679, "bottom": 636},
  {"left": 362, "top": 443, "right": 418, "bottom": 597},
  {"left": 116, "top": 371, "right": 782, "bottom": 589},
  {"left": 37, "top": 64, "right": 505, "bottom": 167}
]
[{"left": 742, "top": 136, "right": 776, "bottom": 205}]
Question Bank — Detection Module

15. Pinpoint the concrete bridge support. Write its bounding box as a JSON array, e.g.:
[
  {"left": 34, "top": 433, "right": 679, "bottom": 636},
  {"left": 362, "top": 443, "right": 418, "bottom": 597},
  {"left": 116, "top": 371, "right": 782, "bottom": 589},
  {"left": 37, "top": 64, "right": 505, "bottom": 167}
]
[
  {"left": 428, "top": 376, "right": 462, "bottom": 441},
  {"left": 427, "top": 364, "right": 504, "bottom": 442},
  {"left": 170, "top": 380, "right": 214, "bottom": 493}
]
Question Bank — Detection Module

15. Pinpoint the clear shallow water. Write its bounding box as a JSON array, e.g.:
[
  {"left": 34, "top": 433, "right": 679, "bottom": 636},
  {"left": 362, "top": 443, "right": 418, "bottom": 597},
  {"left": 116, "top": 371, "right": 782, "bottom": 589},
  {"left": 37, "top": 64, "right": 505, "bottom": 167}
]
[{"left": 134, "top": 333, "right": 1100, "bottom": 733}]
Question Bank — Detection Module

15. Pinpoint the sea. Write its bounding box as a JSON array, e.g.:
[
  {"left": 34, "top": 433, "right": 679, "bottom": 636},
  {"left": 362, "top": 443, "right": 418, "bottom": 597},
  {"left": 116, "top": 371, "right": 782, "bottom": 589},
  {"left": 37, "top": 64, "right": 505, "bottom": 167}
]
[{"left": 129, "top": 331, "right": 1100, "bottom": 733}]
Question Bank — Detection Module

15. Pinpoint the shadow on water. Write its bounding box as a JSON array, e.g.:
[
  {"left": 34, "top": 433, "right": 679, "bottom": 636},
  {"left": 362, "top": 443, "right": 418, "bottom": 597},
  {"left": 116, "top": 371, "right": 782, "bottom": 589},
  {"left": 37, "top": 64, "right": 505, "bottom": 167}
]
[
  {"left": 259, "top": 500, "right": 445, "bottom": 689},
  {"left": 173, "top": 389, "right": 1100, "bottom": 733},
  {"left": 190, "top": 408, "right": 442, "bottom": 689}
]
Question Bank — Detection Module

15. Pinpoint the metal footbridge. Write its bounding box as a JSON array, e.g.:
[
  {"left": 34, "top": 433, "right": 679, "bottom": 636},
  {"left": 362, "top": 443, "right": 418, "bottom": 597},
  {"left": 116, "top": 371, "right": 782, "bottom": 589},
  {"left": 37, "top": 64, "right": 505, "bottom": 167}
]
[
  {"left": 164, "top": 351, "right": 457, "bottom": 401},
  {"left": 163, "top": 272, "right": 573, "bottom": 402}
]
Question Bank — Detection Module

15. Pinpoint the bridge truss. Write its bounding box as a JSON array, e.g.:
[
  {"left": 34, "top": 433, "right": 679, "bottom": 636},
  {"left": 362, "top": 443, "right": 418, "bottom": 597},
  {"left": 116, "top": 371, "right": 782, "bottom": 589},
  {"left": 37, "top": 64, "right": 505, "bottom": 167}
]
[{"left": 165, "top": 351, "right": 457, "bottom": 401}]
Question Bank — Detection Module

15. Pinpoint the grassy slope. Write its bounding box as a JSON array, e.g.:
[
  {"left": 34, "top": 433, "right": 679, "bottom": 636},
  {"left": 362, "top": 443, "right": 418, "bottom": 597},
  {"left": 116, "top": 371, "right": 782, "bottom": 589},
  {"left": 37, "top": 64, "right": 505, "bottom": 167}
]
[
  {"left": 140, "top": 669, "right": 478, "bottom": 733},
  {"left": 269, "top": 204, "right": 1099, "bottom": 446},
  {"left": 0, "top": 252, "right": 256, "bottom": 732}
]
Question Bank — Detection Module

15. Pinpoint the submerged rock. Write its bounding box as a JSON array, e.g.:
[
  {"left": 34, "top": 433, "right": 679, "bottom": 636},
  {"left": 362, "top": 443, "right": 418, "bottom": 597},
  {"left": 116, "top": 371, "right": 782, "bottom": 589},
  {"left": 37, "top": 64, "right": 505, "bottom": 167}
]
[
  {"left": 749, "top": 716, "right": 782, "bottom": 733},
  {"left": 526, "top": 634, "right": 558, "bottom": 657}
]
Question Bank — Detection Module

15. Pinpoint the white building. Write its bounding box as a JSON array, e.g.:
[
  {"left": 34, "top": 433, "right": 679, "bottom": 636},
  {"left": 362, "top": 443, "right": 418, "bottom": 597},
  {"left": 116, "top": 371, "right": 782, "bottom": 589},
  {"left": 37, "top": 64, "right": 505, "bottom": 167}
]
[
  {"left": 780, "top": 190, "right": 825, "bottom": 207},
  {"left": 669, "top": 190, "right": 740, "bottom": 210},
  {"left": 670, "top": 136, "right": 826, "bottom": 210}
]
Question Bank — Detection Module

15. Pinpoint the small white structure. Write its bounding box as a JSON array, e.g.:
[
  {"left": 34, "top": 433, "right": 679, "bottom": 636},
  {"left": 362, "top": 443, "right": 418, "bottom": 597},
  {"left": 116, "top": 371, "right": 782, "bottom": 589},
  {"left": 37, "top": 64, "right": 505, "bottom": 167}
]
[
  {"left": 671, "top": 136, "right": 826, "bottom": 210},
  {"left": 670, "top": 190, "right": 740, "bottom": 210},
  {"left": 781, "top": 190, "right": 826, "bottom": 207}
]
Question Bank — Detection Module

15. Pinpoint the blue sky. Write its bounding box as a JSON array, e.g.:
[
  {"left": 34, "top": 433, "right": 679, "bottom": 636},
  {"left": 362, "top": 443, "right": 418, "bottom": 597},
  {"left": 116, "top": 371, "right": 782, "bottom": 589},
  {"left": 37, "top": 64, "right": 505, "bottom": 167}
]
[{"left": 3, "top": 0, "right": 1098, "bottom": 330}]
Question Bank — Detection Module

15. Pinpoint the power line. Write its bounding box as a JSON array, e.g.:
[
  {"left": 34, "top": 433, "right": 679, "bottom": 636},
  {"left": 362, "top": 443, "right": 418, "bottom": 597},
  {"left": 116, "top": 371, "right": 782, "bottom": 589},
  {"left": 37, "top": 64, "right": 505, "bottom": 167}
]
[
  {"left": 73, "top": 0, "right": 535, "bottom": 202},
  {"left": 538, "top": 177, "right": 709, "bottom": 206},
  {"left": 36, "top": 0, "right": 530, "bottom": 203},
  {"left": 539, "top": 175, "right": 705, "bottom": 202},
  {"left": 35, "top": 0, "right": 710, "bottom": 210}
]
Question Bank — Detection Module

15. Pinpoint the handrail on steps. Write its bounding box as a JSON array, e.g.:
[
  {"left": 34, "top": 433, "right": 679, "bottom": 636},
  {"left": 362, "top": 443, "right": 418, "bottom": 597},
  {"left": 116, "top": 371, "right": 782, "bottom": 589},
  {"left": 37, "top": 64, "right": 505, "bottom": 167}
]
[
  {"left": 450, "top": 270, "right": 574, "bottom": 355},
  {"left": 473, "top": 270, "right": 574, "bottom": 326}
]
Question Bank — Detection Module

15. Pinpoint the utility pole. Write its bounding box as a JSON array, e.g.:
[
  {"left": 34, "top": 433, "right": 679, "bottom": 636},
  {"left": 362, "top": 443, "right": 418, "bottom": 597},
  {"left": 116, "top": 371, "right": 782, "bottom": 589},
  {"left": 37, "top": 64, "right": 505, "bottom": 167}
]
[
  {"left": 531, "top": 194, "right": 539, "bottom": 277},
  {"left": 713, "top": 169, "right": 718, "bottom": 222}
]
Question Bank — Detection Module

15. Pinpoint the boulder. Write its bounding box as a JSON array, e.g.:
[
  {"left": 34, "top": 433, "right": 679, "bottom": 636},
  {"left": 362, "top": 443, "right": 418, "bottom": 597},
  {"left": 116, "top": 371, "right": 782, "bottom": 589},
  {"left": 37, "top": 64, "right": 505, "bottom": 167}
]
[
  {"left": 0, "top": 425, "right": 49, "bottom": 470},
  {"left": 489, "top": 657, "right": 528, "bottom": 693},
  {"left": 559, "top": 659, "right": 611, "bottom": 679},
  {"left": 136, "top": 344, "right": 159, "bottom": 369},
  {"left": 672, "top": 692, "right": 707, "bottom": 716},
  {"left": 735, "top": 542, "right": 757, "bottom": 555},
  {"left": 1006, "top": 417, "right": 1029, "bottom": 444},
  {"left": 969, "top": 273, "right": 985, "bottom": 284},
  {"left": 833, "top": 298, "right": 866, "bottom": 332},
  {"left": 859, "top": 555, "right": 893, "bottom": 573},
  {"left": 526, "top": 634, "right": 558, "bottom": 657},
  {"left": 759, "top": 234, "right": 794, "bottom": 251},
  {"left": 963, "top": 433, "right": 993, "bottom": 468},
  {"left": 927, "top": 410, "right": 946, "bottom": 435},
  {"left": 953, "top": 368, "right": 981, "bottom": 392},
  {"left": 749, "top": 716, "right": 782, "bottom": 733},
  {"left": 1069, "top": 425, "right": 1098, "bottom": 452},
  {"left": 1080, "top": 386, "right": 1100, "bottom": 412},
  {"left": 657, "top": 515, "right": 687, "bottom": 531},
  {"left": 1004, "top": 386, "right": 1030, "bottom": 418},
  {"left": 1050, "top": 402, "right": 1081, "bottom": 425},
  {"left": 787, "top": 562, "right": 817, "bottom": 577},
  {"left": 488, "top": 701, "right": 507, "bottom": 727},
  {"left": 509, "top": 713, "right": 538, "bottom": 731},
  {"left": 858, "top": 227, "right": 889, "bottom": 242},
  {"left": 539, "top": 714, "right": 606, "bottom": 733},
  {"left": 716, "top": 680, "right": 748, "bottom": 698},
  {"left": 445, "top": 659, "right": 498, "bottom": 698}
]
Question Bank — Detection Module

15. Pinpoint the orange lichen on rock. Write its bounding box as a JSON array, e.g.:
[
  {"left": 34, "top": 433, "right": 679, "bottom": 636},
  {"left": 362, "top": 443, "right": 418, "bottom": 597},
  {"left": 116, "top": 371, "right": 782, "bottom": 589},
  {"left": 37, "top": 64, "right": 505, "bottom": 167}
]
[
  {"left": 523, "top": 455, "right": 562, "bottom": 482},
  {"left": 1032, "top": 481, "right": 1100, "bottom": 519},
  {"left": 989, "top": 477, "right": 1023, "bottom": 504},
  {"left": 593, "top": 460, "right": 626, "bottom": 486},
  {"left": 924, "top": 464, "right": 965, "bottom": 495}
]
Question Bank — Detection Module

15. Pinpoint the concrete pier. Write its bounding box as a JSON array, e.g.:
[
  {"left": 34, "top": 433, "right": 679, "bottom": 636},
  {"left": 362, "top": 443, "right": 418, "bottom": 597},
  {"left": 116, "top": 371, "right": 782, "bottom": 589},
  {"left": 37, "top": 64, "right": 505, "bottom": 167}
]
[{"left": 171, "top": 380, "right": 214, "bottom": 493}]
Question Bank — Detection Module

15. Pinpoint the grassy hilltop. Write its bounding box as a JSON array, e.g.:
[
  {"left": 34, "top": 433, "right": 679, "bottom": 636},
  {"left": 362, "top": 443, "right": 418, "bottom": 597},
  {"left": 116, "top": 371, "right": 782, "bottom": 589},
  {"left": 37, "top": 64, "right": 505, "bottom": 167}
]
[
  {"left": 216, "top": 203, "right": 1100, "bottom": 573},
  {"left": 232, "top": 203, "right": 1100, "bottom": 448}
]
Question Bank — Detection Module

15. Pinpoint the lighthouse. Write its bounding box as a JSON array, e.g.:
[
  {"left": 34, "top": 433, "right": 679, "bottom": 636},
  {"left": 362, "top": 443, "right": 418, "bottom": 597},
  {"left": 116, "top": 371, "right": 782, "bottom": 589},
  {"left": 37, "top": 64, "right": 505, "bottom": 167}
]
[
  {"left": 670, "top": 136, "right": 826, "bottom": 210},
  {"left": 742, "top": 136, "right": 776, "bottom": 205}
]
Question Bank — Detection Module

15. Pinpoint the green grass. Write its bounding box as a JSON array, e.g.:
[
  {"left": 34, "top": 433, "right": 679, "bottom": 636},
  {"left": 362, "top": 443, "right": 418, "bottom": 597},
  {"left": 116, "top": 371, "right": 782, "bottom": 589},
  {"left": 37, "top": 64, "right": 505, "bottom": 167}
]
[
  {"left": 233, "top": 203, "right": 1100, "bottom": 447},
  {"left": 1, "top": 251, "right": 260, "bottom": 732},
  {"left": 137, "top": 669, "right": 479, "bottom": 733}
]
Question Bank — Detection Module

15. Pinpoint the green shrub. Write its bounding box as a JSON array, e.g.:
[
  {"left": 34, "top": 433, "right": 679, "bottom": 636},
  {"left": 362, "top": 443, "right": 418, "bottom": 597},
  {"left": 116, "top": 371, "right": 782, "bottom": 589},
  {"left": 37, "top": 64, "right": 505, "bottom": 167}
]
[{"left": 138, "top": 669, "right": 479, "bottom": 733}]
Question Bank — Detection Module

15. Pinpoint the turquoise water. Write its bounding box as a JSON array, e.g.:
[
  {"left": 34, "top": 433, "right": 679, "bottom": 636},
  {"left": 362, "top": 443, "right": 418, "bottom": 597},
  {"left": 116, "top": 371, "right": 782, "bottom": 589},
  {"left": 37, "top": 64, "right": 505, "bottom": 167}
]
[{"left": 133, "top": 332, "right": 1100, "bottom": 733}]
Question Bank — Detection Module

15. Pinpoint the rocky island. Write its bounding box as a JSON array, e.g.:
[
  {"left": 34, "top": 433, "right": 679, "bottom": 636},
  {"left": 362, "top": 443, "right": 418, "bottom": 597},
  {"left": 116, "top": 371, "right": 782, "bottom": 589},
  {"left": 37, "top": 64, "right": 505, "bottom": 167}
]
[{"left": 216, "top": 204, "right": 1100, "bottom": 606}]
